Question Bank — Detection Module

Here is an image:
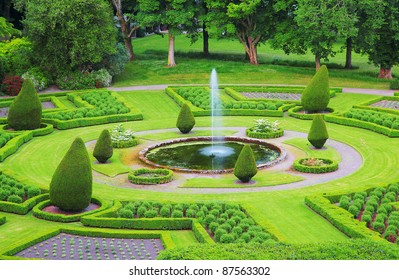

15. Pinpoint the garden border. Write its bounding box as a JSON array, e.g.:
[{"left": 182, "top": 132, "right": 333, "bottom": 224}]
[
  {"left": 246, "top": 128, "right": 284, "bottom": 139},
  {"left": 293, "top": 158, "right": 339, "bottom": 174},
  {"left": 288, "top": 106, "right": 336, "bottom": 120},
  {"left": 128, "top": 168, "right": 174, "bottom": 185}
]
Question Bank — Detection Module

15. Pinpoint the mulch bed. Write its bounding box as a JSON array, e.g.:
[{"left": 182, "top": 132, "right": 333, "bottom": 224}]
[
  {"left": 371, "top": 100, "right": 399, "bottom": 110},
  {"left": 42, "top": 203, "right": 100, "bottom": 216},
  {"left": 240, "top": 92, "right": 301, "bottom": 100},
  {"left": 0, "top": 101, "right": 56, "bottom": 117}
]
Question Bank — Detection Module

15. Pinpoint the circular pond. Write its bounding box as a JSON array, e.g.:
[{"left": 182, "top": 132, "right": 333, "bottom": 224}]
[{"left": 139, "top": 137, "right": 286, "bottom": 174}]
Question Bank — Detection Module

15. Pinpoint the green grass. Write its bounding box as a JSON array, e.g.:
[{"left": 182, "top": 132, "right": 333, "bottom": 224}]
[
  {"left": 284, "top": 138, "right": 341, "bottom": 162},
  {"left": 139, "top": 129, "right": 238, "bottom": 141},
  {"left": 181, "top": 170, "right": 304, "bottom": 188},
  {"left": 56, "top": 96, "right": 77, "bottom": 109},
  {"left": 112, "top": 35, "right": 397, "bottom": 89},
  {"left": 169, "top": 230, "right": 199, "bottom": 247},
  {"left": 90, "top": 148, "right": 132, "bottom": 177}
]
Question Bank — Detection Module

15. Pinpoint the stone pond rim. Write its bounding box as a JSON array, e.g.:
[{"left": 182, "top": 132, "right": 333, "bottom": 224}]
[{"left": 139, "top": 136, "right": 287, "bottom": 174}]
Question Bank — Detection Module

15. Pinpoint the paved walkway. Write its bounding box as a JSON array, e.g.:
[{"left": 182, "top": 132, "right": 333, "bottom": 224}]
[{"left": 92, "top": 127, "right": 363, "bottom": 194}]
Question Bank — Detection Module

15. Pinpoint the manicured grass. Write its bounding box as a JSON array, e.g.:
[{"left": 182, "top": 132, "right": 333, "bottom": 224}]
[
  {"left": 169, "top": 230, "right": 199, "bottom": 248},
  {"left": 139, "top": 129, "right": 238, "bottom": 141},
  {"left": 56, "top": 96, "right": 77, "bottom": 109},
  {"left": 112, "top": 35, "right": 397, "bottom": 89},
  {"left": 284, "top": 138, "right": 342, "bottom": 162},
  {"left": 90, "top": 148, "right": 132, "bottom": 177},
  {"left": 181, "top": 170, "right": 304, "bottom": 188}
]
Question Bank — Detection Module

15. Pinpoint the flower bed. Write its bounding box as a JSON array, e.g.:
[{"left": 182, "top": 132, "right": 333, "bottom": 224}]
[
  {"left": 246, "top": 118, "right": 284, "bottom": 139},
  {"left": 110, "top": 124, "right": 139, "bottom": 148},
  {"left": 128, "top": 168, "right": 173, "bottom": 185},
  {"left": 293, "top": 158, "right": 338, "bottom": 173}
]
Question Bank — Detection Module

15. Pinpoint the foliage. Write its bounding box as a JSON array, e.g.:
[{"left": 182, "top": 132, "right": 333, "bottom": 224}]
[
  {"left": 0, "top": 17, "right": 21, "bottom": 38},
  {"left": 157, "top": 239, "right": 399, "bottom": 260},
  {"left": 390, "top": 79, "right": 399, "bottom": 90},
  {"left": 92, "top": 69, "right": 112, "bottom": 88},
  {"left": 23, "top": 0, "right": 117, "bottom": 78},
  {"left": 251, "top": 119, "right": 280, "bottom": 133},
  {"left": 49, "top": 138, "right": 92, "bottom": 211},
  {"left": 101, "top": 43, "right": 130, "bottom": 76},
  {"left": 93, "top": 129, "right": 113, "bottom": 163},
  {"left": 21, "top": 68, "right": 50, "bottom": 92},
  {"left": 343, "top": 109, "right": 399, "bottom": 130},
  {"left": 7, "top": 79, "right": 42, "bottom": 130},
  {"left": 0, "top": 38, "right": 33, "bottom": 76},
  {"left": 56, "top": 71, "right": 96, "bottom": 90},
  {"left": 0, "top": 173, "right": 41, "bottom": 203},
  {"left": 176, "top": 102, "right": 195, "bottom": 133},
  {"left": 307, "top": 115, "right": 329, "bottom": 149},
  {"left": 1, "top": 75, "right": 23, "bottom": 96},
  {"left": 110, "top": 124, "right": 138, "bottom": 148},
  {"left": 301, "top": 65, "right": 330, "bottom": 112},
  {"left": 128, "top": 168, "right": 174, "bottom": 185},
  {"left": 234, "top": 144, "right": 257, "bottom": 183}
]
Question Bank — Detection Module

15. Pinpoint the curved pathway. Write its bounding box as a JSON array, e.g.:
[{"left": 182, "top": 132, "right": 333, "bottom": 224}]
[{"left": 92, "top": 127, "right": 363, "bottom": 194}]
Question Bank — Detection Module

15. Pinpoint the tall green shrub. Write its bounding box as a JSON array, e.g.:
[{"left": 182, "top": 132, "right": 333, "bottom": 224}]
[
  {"left": 7, "top": 79, "right": 42, "bottom": 130},
  {"left": 176, "top": 102, "right": 195, "bottom": 133},
  {"left": 308, "top": 115, "right": 329, "bottom": 149},
  {"left": 301, "top": 65, "right": 330, "bottom": 112},
  {"left": 50, "top": 137, "right": 93, "bottom": 211},
  {"left": 93, "top": 129, "right": 113, "bottom": 163},
  {"left": 234, "top": 145, "right": 258, "bottom": 183}
]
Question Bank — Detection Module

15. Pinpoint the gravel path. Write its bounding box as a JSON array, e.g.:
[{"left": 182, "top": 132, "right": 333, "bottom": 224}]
[{"left": 92, "top": 127, "right": 363, "bottom": 194}]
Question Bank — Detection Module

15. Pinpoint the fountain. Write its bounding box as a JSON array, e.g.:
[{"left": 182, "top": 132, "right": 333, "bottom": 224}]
[{"left": 138, "top": 69, "right": 286, "bottom": 174}]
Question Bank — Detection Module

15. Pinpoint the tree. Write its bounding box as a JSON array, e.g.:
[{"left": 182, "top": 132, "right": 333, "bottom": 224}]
[
  {"left": 301, "top": 65, "right": 330, "bottom": 112},
  {"left": 234, "top": 144, "right": 257, "bottom": 183},
  {"left": 93, "top": 129, "right": 114, "bottom": 163},
  {"left": 50, "top": 138, "right": 93, "bottom": 212},
  {"left": 109, "top": 0, "right": 139, "bottom": 61},
  {"left": 7, "top": 79, "right": 42, "bottom": 130},
  {"left": 22, "top": 0, "right": 117, "bottom": 77},
  {"left": 138, "top": 0, "right": 198, "bottom": 66},
  {"left": 308, "top": 115, "right": 329, "bottom": 149},
  {"left": 0, "top": 16, "right": 20, "bottom": 38},
  {"left": 176, "top": 102, "right": 195, "bottom": 133},
  {"left": 273, "top": 0, "right": 357, "bottom": 70},
  {"left": 205, "top": 0, "right": 276, "bottom": 65}
]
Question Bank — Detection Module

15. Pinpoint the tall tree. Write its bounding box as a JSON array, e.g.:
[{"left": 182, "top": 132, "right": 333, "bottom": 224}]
[
  {"left": 273, "top": 0, "right": 357, "bottom": 70},
  {"left": 23, "top": 0, "right": 117, "bottom": 77},
  {"left": 138, "top": 0, "right": 197, "bottom": 67},
  {"left": 205, "top": 0, "right": 276, "bottom": 65},
  {"left": 109, "top": 0, "right": 139, "bottom": 61},
  {"left": 0, "top": 16, "right": 19, "bottom": 38}
]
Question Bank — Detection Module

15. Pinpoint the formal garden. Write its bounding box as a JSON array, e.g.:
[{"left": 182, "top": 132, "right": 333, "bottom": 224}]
[{"left": 2, "top": 0, "right": 399, "bottom": 262}]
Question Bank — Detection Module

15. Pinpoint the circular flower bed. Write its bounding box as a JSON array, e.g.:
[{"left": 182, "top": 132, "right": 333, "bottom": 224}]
[
  {"left": 111, "top": 124, "right": 139, "bottom": 148},
  {"left": 246, "top": 118, "right": 284, "bottom": 139},
  {"left": 128, "top": 168, "right": 173, "bottom": 185},
  {"left": 293, "top": 158, "right": 338, "bottom": 173}
]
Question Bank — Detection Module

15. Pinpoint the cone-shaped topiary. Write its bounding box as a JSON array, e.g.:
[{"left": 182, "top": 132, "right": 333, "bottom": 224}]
[
  {"left": 7, "top": 78, "right": 42, "bottom": 130},
  {"left": 176, "top": 102, "right": 195, "bottom": 133},
  {"left": 50, "top": 137, "right": 93, "bottom": 211},
  {"left": 234, "top": 144, "right": 258, "bottom": 183},
  {"left": 93, "top": 129, "right": 113, "bottom": 163},
  {"left": 308, "top": 115, "right": 329, "bottom": 149},
  {"left": 301, "top": 65, "right": 330, "bottom": 112}
]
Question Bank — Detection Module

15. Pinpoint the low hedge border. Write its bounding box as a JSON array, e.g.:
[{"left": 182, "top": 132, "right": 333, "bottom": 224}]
[
  {"left": 0, "top": 216, "right": 5, "bottom": 225},
  {"left": 354, "top": 96, "right": 399, "bottom": 117},
  {"left": 0, "top": 227, "right": 176, "bottom": 259},
  {"left": 293, "top": 158, "right": 339, "bottom": 174},
  {"left": 128, "top": 168, "right": 174, "bottom": 185},
  {"left": 305, "top": 195, "right": 384, "bottom": 241},
  {"left": 0, "top": 193, "right": 49, "bottom": 215},
  {"left": 32, "top": 197, "right": 110, "bottom": 223},
  {"left": 0, "top": 123, "right": 54, "bottom": 137},
  {"left": 324, "top": 115, "right": 399, "bottom": 137},
  {"left": 246, "top": 128, "right": 284, "bottom": 139},
  {"left": 192, "top": 220, "right": 215, "bottom": 244},
  {"left": 112, "top": 138, "right": 139, "bottom": 149},
  {"left": 288, "top": 106, "right": 336, "bottom": 120},
  {"left": 0, "top": 131, "right": 32, "bottom": 162}
]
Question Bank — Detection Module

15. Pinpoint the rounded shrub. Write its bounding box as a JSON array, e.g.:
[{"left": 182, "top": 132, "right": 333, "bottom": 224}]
[
  {"left": 339, "top": 196, "right": 350, "bottom": 210},
  {"left": 176, "top": 102, "right": 195, "bottom": 133},
  {"left": 7, "top": 79, "right": 42, "bottom": 130},
  {"left": 232, "top": 226, "right": 243, "bottom": 237},
  {"left": 27, "top": 187, "right": 41, "bottom": 199},
  {"left": 361, "top": 214, "right": 372, "bottom": 225},
  {"left": 301, "top": 65, "right": 330, "bottom": 112},
  {"left": 204, "top": 214, "right": 216, "bottom": 226},
  {"left": 49, "top": 138, "right": 92, "bottom": 211},
  {"left": 186, "top": 208, "right": 196, "bottom": 218},
  {"left": 7, "top": 194, "right": 22, "bottom": 203},
  {"left": 160, "top": 206, "right": 171, "bottom": 218},
  {"left": 171, "top": 210, "right": 183, "bottom": 218},
  {"left": 209, "top": 222, "right": 219, "bottom": 234},
  {"left": 137, "top": 206, "right": 146, "bottom": 218},
  {"left": 234, "top": 144, "right": 257, "bottom": 183},
  {"left": 372, "top": 222, "right": 386, "bottom": 234},
  {"left": 214, "top": 229, "right": 227, "bottom": 242},
  {"left": 348, "top": 205, "right": 360, "bottom": 218},
  {"left": 241, "top": 232, "right": 251, "bottom": 243},
  {"left": 220, "top": 234, "right": 235, "bottom": 244},
  {"left": 119, "top": 209, "right": 134, "bottom": 219},
  {"left": 307, "top": 115, "right": 329, "bottom": 149},
  {"left": 220, "top": 223, "right": 232, "bottom": 233},
  {"left": 93, "top": 129, "right": 113, "bottom": 163},
  {"left": 144, "top": 209, "right": 158, "bottom": 218}
]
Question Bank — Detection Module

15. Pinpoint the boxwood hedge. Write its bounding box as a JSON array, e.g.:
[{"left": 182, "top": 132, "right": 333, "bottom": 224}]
[{"left": 128, "top": 168, "right": 174, "bottom": 185}]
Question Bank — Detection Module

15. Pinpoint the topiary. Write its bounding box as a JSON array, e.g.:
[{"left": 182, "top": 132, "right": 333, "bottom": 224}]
[
  {"left": 307, "top": 114, "right": 329, "bottom": 149},
  {"left": 234, "top": 144, "right": 257, "bottom": 183},
  {"left": 176, "top": 102, "right": 195, "bottom": 133},
  {"left": 301, "top": 65, "right": 330, "bottom": 112},
  {"left": 93, "top": 129, "right": 113, "bottom": 163},
  {"left": 7, "top": 78, "right": 42, "bottom": 130},
  {"left": 49, "top": 137, "right": 93, "bottom": 212}
]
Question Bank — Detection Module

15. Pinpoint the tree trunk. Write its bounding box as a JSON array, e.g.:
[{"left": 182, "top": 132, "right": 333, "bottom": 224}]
[
  {"left": 124, "top": 37, "right": 135, "bottom": 61},
  {"left": 378, "top": 67, "right": 393, "bottom": 79},
  {"left": 247, "top": 42, "right": 258, "bottom": 65},
  {"left": 315, "top": 54, "right": 321, "bottom": 71},
  {"left": 168, "top": 31, "right": 176, "bottom": 67},
  {"left": 203, "top": 23, "right": 209, "bottom": 57},
  {"left": 113, "top": 1, "right": 135, "bottom": 61},
  {"left": 345, "top": 37, "right": 353, "bottom": 69}
]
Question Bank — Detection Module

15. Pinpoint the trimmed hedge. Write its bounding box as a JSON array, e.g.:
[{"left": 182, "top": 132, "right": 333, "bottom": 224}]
[
  {"left": 304, "top": 195, "right": 383, "bottom": 240},
  {"left": 234, "top": 145, "right": 258, "bottom": 182},
  {"left": 0, "top": 216, "right": 5, "bottom": 225},
  {"left": 176, "top": 102, "right": 195, "bottom": 133},
  {"left": 293, "top": 158, "right": 338, "bottom": 173},
  {"left": 301, "top": 65, "right": 330, "bottom": 112},
  {"left": 246, "top": 128, "right": 284, "bottom": 139},
  {"left": 32, "top": 197, "right": 108, "bottom": 223},
  {"left": 288, "top": 106, "right": 335, "bottom": 120},
  {"left": 93, "top": 129, "right": 113, "bottom": 163},
  {"left": 308, "top": 115, "right": 329, "bottom": 149},
  {"left": 1, "top": 123, "right": 54, "bottom": 137},
  {"left": 128, "top": 168, "right": 174, "bottom": 185}
]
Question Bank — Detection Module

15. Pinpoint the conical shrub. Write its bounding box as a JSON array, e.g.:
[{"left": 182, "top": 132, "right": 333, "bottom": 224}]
[
  {"left": 176, "top": 102, "right": 195, "bottom": 133},
  {"left": 308, "top": 115, "right": 329, "bottom": 149},
  {"left": 234, "top": 144, "right": 258, "bottom": 183},
  {"left": 93, "top": 129, "right": 113, "bottom": 163},
  {"left": 50, "top": 137, "right": 93, "bottom": 211},
  {"left": 301, "top": 65, "right": 330, "bottom": 112},
  {"left": 7, "top": 78, "right": 42, "bottom": 130}
]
